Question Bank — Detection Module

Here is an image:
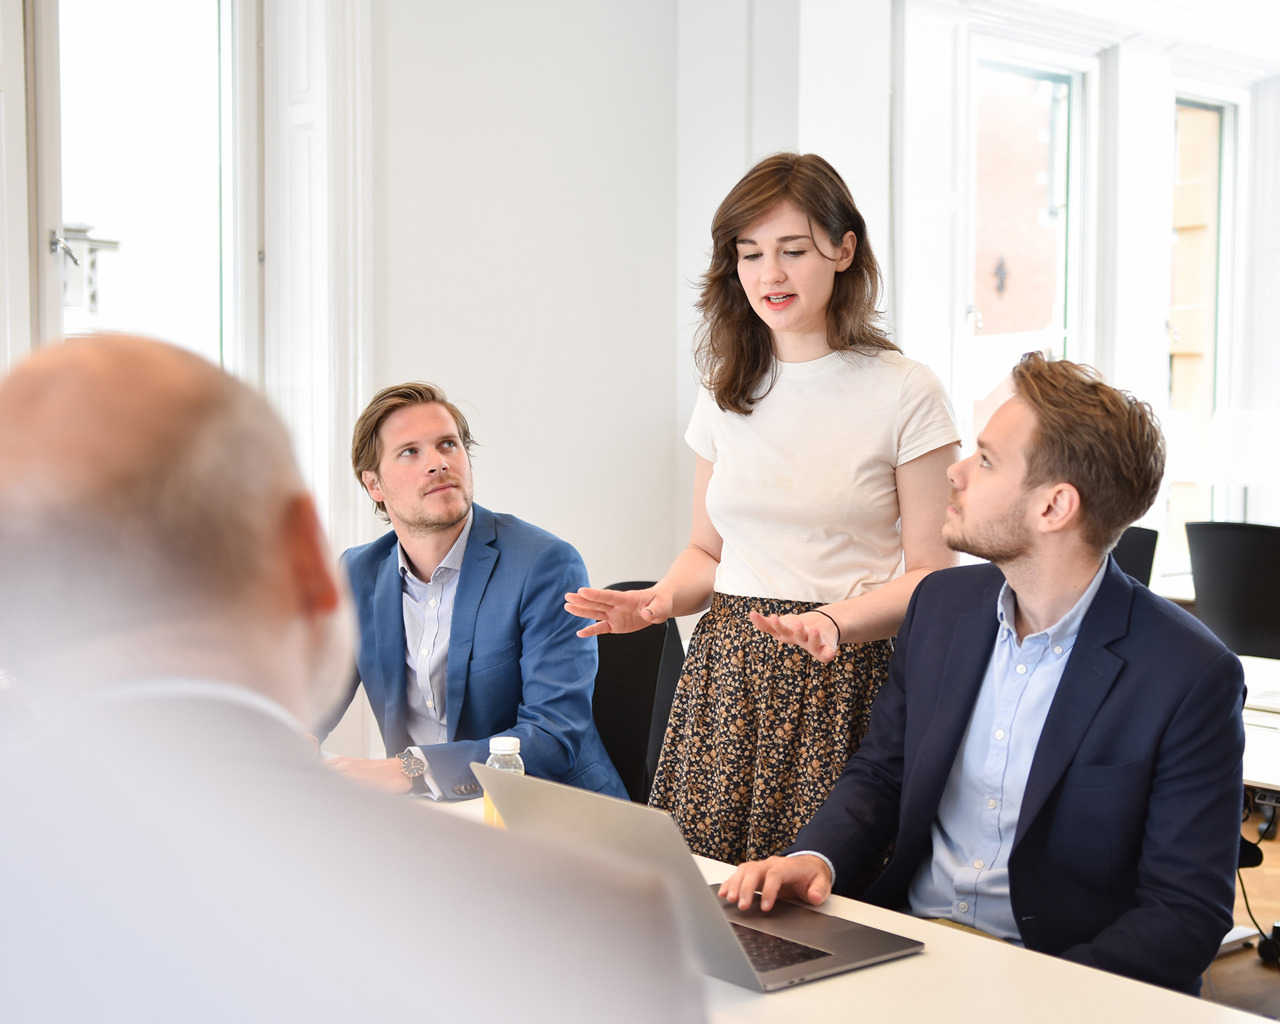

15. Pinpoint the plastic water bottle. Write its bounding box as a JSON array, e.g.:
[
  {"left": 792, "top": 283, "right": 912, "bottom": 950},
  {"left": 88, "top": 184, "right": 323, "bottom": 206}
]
[{"left": 482, "top": 736, "right": 524, "bottom": 827}]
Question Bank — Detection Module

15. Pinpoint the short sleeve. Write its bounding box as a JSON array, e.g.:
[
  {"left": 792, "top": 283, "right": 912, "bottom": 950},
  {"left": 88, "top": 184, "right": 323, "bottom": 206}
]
[
  {"left": 896, "top": 362, "right": 960, "bottom": 466},
  {"left": 684, "top": 386, "right": 719, "bottom": 463}
]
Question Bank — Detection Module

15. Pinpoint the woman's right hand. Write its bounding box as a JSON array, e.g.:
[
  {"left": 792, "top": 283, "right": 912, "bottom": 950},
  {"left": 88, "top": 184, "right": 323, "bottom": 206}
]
[{"left": 564, "top": 586, "right": 673, "bottom": 637}]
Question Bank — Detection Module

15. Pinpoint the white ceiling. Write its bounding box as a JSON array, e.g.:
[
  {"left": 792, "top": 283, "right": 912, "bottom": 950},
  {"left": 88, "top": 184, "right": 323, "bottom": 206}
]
[{"left": 948, "top": 0, "right": 1280, "bottom": 84}]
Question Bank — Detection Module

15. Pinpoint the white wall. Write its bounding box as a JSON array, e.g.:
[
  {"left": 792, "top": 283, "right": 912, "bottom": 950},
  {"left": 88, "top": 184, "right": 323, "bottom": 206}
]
[
  {"left": 1095, "top": 40, "right": 1176, "bottom": 399},
  {"left": 893, "top": 2, "right": 964, "bottom": 392},
  {"left": 1242, "top": 74, "right": 1280, "bottom": 526},
  {"left": 798, "top": 0, "right": 893, "bottom": 325},
  {"left": 354, "top": 0, "right": 1280, "bottom": 586},
  {"left": 364, "top": 0, "right": 895, "bottom": 585},
  {"left": 367, "top": 0, "right": 678, "bottom": 587},
  {"left": 673, "top": 0, "right": 893, "bottom": 555}
]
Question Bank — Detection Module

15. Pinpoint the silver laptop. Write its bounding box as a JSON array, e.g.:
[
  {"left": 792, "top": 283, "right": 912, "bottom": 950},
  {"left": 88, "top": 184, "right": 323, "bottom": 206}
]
[{"left": 471, "top": 762, "right": 923, "bottom": 992}]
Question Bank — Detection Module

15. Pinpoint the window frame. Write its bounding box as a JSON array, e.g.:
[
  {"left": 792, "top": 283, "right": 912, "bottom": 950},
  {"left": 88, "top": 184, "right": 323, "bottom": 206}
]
[
  {"left": 1172, "top": 80, "right": 1251, "bottom": 525},
  {"left": 953, "top": 34, "right": 1098, "bottom": 447}
]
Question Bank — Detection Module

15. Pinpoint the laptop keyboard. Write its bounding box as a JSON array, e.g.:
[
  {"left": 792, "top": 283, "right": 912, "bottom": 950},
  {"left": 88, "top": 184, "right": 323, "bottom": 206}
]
[{"left": 730, "top": 922, "right": 832, "bottom": 972}]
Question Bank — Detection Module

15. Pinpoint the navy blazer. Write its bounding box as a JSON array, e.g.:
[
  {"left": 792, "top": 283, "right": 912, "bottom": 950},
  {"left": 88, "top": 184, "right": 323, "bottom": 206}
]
[
  {"left": 794, "top": 558, "right": 1244, "bottom": 994},
  {"left": 329, "top": 504, "right": 625, "bottom": 800}
]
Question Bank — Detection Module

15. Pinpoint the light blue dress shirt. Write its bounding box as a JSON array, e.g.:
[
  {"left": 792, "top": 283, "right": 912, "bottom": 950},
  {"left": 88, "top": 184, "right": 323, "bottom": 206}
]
[
  {"left": 398, "top": 512, "right": 472, "bottom": 797},
  {"left": 906, "top": 560, "right": 1107, "bottom": 941}
]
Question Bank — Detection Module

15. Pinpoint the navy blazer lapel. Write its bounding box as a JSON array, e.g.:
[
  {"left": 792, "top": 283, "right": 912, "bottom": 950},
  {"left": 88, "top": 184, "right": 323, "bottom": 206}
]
[
  {"left": 373, "top": 540, "right": 411, "bottom": 750},
  {"left": 1015, "top": 559, "right": 1130, "bottom": 845},
  {"left": 903, "top": 586, "right": 1000, "bottom": 822},
  {"left": 447, "top": 504, "right": 498, "bottom": 739}
]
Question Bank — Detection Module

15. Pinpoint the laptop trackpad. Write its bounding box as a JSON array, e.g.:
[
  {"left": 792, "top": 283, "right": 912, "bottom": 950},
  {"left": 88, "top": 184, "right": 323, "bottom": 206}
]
[
  {"left": 713, "top": 883, "right": 921, "bottom": 969},
  {"left": 717, "top": 885, "right": 848, "bottom": 946}
]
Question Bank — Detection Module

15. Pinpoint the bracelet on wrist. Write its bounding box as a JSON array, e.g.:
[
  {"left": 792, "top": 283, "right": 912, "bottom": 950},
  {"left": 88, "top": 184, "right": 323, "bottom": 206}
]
[{"left": 813, "top": 609, "right": 842, "bottom": 646}]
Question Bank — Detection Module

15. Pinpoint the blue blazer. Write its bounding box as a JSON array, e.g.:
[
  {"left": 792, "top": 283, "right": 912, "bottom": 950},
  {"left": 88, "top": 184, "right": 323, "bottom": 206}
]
[
  {"left": 331, "top": 504, "right": 625, "bottom": 800},
  {"left": 794, "top": 558, "right": 1245, "bottom": 994}
]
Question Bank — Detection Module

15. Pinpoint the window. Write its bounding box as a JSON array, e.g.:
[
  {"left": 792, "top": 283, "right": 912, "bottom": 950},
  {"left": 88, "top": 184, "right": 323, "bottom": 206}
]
[
  {"left": 1161, "top": 101, "right": 1226, "bottom": 571},
  {"left": 952, "top": 52, "right": 1087, "bottom": 449},
  {"left": 895, "top": 1, "right": 1280, "bottom": 594},
  {"left": 58, "top": 0, "right": 223, "bottom": 364},
  {"left": 972, "top": 63, "right": 1071, "bottom": 346}
]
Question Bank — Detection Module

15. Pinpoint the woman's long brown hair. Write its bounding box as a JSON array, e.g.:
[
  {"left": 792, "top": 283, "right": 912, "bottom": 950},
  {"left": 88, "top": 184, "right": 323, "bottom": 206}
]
[{"left": 695, "top": 153, "right": 896, "bottom": 414}]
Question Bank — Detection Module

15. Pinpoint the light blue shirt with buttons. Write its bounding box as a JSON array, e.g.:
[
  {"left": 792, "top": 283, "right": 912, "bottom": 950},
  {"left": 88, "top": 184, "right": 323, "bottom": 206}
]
[
  {"left": 399, "top": 511, "right": 472, "bottom": 798},
  {"left": 905, "top": 559, "right": 1107, "bottom": 941}
]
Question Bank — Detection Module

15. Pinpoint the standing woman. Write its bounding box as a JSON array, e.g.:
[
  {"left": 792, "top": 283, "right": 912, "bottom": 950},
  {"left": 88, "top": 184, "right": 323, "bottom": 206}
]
[{"left": 566, "top": 153, "right": 959, "bottom": 863}]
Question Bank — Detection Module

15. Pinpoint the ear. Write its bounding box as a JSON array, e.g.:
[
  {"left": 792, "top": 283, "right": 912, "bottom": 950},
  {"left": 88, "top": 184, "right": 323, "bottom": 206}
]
[
  {"left": 1035, "top": 482, "right": 1082, "bottom": 536},
  {"left": 360, "top": 469, "right": 384, "bottom": 503},
  {"left": 281, "top": 493, "right": 341, "bottom": 615},
  {"left": 835, "top": 231, "right": 857, "bottom": 272}
]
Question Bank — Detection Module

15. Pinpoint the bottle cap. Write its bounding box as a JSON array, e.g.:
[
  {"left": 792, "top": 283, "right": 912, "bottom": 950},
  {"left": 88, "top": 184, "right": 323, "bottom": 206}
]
[{"left": 489, "top": 736, "right": 520, "bottom": 754}]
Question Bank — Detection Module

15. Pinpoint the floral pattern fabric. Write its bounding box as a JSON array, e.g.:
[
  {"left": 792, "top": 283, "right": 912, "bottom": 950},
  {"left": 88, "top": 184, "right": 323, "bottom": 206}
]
[{"left": 649, "top": 592, "right": 893, "bottom": 864}]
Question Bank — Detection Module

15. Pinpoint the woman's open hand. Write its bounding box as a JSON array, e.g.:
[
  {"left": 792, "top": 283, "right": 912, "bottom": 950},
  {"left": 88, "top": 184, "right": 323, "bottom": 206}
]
[
  {"left": 749, "top": 610, "right": 839, "bottom": 663},
  {"left": 565, "top": 586, "right": 672, "bottom": 637}
]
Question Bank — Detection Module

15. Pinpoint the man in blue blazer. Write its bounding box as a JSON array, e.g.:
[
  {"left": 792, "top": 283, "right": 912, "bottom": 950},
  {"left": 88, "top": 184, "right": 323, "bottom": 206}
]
[
  {"left": 322, "top": 382, "right": 625, "bottom": 800},
  {"left": 730, "top": 353, "right": 1244, "bottom": 994}
]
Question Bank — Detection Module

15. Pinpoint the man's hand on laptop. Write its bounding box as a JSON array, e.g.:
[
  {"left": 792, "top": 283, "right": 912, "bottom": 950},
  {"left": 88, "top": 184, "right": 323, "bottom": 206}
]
[
  {"left": 718, "top": 855, "right": 833, "bottom": 912},
  {"left": 327, "top": 756, "right": 412, "bottom": 794}
]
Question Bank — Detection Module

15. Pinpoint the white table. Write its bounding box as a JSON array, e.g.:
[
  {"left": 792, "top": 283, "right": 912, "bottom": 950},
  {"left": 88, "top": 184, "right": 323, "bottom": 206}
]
[
  {"left": 690, "top": 858, "right": 1258, "bottom": 1023},
  {"left": 423, "top": 796, "right": 1255, "bottom": 1022}
]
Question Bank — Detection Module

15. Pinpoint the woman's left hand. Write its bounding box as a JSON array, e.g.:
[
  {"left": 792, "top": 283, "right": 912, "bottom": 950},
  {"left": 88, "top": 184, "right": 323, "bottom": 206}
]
[{"left": 749, "top": 610, "right": 839, "bottom": 663}]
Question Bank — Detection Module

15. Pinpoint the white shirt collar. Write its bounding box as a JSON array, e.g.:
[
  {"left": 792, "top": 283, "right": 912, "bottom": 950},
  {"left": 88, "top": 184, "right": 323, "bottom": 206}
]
[
  {"left": 397, "top": 509, "right": 474, "bottom": 583},
  {"left": 87, "top": 677, "right": 311, "bottom": 737}
]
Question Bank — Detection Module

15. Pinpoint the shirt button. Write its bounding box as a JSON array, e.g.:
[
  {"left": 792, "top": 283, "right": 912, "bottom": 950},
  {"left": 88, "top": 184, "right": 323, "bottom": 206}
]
[
  {"left": 429, "top": 598, "right": 438, "bottom": 608},
  {"left": 1015, "top": 664, "right": 1027, "bottom": 675},
  {"left": 1053, "top": 645, "right": 1063, "bottom": 655},
  {"left": 987, "top": 798, "right": 997, "bottom": 809},
  {"left": 994, "top": 729, "right": 1005, "bottom": 740},
  {"left": 974, "top": 859, "right": 984, "bottom": 869},
  {"left": 426, "top": 700, "right": 434, "bottom": 709},
  {"left": 957, "top": 902, "right": 969, "bottom": 913}
]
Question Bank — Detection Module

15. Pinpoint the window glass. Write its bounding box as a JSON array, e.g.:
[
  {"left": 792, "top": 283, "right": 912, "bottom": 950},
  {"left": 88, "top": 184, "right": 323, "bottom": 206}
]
[
  {"left": 59, "top": 0, "right": 221, "bottom": 364},
  {"left": 1161, "top": 102, "right": 1223, "bottom": 573},
  {"left": 973, "top": 63, "right": 1071, "bottom": 342},
  {"left": 956, "top": 60, "right": 1077, "bottom": 450}
]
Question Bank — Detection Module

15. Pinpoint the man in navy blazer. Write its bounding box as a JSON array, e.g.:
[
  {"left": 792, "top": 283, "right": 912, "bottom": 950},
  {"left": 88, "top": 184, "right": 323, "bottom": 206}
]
[
  {"left": 731, "top": 353, "right": 1244, "bottom": 994},
  {"left": 322, "top": 382, "right": 625, "bottom": 800}
]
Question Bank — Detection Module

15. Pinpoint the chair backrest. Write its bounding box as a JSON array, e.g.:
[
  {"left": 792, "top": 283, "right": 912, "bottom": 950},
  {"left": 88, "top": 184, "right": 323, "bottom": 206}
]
[
  {"left": 1185, "top": 521, "right": 1280, "bottom": 660},
  {"left": 1111, "top": 526, "right": 1158, "bottom": 586},
  {"left": 591, "top": 581, "right": 685, "bottom": 803}
]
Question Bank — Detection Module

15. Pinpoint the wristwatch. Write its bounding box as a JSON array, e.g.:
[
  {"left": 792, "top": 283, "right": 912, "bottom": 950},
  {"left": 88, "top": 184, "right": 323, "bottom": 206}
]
[{"left": 397, "top": 748, "right": 426, "bottom": 779}]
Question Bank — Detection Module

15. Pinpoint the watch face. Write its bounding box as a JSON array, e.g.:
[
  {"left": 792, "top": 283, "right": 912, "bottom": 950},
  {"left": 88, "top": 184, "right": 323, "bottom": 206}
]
[{"left": 397, "top": 751, "right": 426, "bottom": 778}]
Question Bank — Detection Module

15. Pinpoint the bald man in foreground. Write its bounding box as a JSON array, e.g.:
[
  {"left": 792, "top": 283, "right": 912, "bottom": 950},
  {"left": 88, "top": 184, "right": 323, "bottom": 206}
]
[{"left": 0, "top": 336, "right": 704, "bottom": 1024}]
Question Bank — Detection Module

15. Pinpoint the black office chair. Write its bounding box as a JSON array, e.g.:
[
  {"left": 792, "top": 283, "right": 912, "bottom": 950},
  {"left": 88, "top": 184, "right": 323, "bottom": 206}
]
[
  {"left": 591, "top": 581, "right": 685, "bottom": 803},
  {"left": 1111, "top": 526, "right": 1158, "bottom": 586},
  {"left": 1185, "top": 521, "right": 1280, "bottom": 660}
]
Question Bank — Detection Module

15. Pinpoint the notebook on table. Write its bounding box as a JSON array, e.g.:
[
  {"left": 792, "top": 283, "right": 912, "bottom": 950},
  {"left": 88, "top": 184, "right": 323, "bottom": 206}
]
[{"left": 471, "top": 762, "right": 923, "bottom": 992}]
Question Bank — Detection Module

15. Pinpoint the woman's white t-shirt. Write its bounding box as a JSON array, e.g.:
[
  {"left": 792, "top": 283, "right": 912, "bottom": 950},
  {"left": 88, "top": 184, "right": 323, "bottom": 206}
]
[{"left": 685, "top": 348, "right": 959, "bottom": 604}]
